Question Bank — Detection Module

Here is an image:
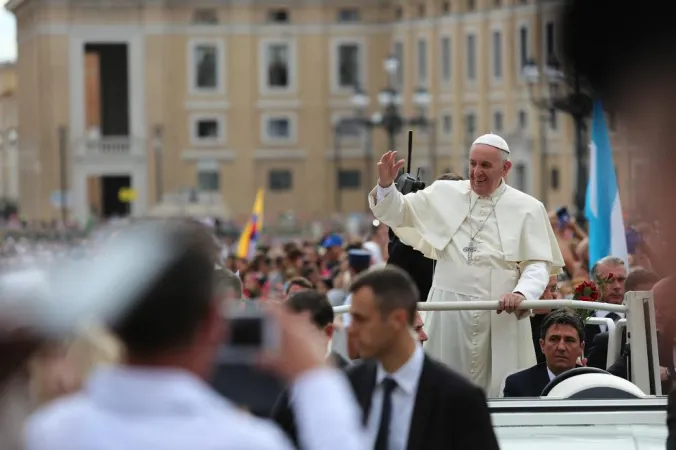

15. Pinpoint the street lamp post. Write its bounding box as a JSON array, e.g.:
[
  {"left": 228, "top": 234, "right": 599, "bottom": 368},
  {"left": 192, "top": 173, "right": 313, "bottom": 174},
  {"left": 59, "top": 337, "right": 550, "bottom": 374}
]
[
  {"left": 339, "top": 55, "right": 433, "bottom": 211},
  {"left": 523, "top": 57, "right": 593, "bottom": 224}
]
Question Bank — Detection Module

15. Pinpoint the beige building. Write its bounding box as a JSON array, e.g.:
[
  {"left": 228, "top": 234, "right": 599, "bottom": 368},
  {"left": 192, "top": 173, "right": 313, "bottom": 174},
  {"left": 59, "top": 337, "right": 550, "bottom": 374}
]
[
  {"left": 6, "top": 0, "right": 639, "bottom": 224},
  {"left": 0, "top": 62, "right": 19, "bottom": 202}
]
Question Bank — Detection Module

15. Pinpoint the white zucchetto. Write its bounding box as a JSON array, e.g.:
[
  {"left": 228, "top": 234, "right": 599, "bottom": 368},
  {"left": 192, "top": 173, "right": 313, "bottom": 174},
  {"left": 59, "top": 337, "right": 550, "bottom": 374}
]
[{"left": 471, "top": 133, "right": 510, "bottom": 153}]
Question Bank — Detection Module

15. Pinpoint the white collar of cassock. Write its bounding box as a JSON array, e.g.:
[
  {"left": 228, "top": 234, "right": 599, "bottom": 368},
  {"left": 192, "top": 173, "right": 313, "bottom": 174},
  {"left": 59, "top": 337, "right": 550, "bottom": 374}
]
[
  {"left": 375, "top": 340, "right": 424, "bottom": 395},
  {"left": 469, "top": 178, "right": 507, "bottom": 201},
  {"left": 86, "top": 366, "right": 222, "bottom": 415}
]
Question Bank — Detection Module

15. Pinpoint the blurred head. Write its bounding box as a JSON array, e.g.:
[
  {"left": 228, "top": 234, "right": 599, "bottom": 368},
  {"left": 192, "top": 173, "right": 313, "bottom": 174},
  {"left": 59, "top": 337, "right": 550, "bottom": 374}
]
[
  {"left": 413, "top": 312, "right": 427, "bottom": 343},
  {"left": 284, "top": 276, "right": 314, "bottom": 297},
  {"left": 591, "top": 256, "right": 627, "bottom": 304},
  {"left": 542, "top": 276, "right": 560, "bottom": 300},
  {"left": 347, "top": 267, "right": 418, "bottom": 360},
  {"left": 653, "top": 276, "right": 676, "bottom": 332},
  {"left": 625, "top": 269, "right": 660, "bottom": 292},
  {"left": 540, "top": 310, "right": 585, "bottom": 376},
  {"left": 111, "top": 220, "right": 223, "bottom": 378},
  {"left": 469, "top": 139, "right": 511, "bottom": 197},
  {"left": 215, "top": 268, "right": 242, "bottom": 301},
  {"left": 438, "top": 172, "right": 464, "bottom": 181},
  {"left": 285, "top": 291, "right": 335, "bottom": 352},
  {"left": 560, "top": 1, "right": 676, "bottom": 276}
]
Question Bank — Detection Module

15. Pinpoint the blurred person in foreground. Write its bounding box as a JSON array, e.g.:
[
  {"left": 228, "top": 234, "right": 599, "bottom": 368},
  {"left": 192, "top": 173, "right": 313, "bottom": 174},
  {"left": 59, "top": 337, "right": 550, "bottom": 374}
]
[
  {"left": 271, "top": 291, "right": 349, "bottom": 448},
  {"left": 387, "top": 172, "right": 465, "bottom": 304},
  {"left": 371, "top": 137, "right": 564, "bottom": 396},
  {"left": 24, "top": 221, "right": 367, "bottom": 450},
  {"left": 559, "top": 0, "right": 676, "bottom": 441},
  {"left": 502, "top": 310, "right": 585, "bottom": 398},
  {"left": 347, "top": 266, "right": 499, "bottom": 450}
]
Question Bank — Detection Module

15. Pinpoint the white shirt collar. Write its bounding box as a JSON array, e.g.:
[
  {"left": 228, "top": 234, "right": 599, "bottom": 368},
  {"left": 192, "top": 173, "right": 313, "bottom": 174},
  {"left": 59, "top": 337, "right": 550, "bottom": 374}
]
[
  {"left": 546, "top": 367, "right": 556, "bottom": 381},
  {"left": 375, "top": 341, "right": 424, "bottom": 395},
  {"left": 469, "top": 178, "right": 507, "bottom": 201}
]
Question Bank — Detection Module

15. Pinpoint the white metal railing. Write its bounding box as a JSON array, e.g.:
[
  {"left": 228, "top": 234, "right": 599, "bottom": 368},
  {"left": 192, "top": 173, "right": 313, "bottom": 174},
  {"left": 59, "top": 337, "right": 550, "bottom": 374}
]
[
  {"left": 333, "top": 292, "right": 661, "bottom": 396},
  {"left": 332, "top": 299, "right": 628, "bottom": 314}
]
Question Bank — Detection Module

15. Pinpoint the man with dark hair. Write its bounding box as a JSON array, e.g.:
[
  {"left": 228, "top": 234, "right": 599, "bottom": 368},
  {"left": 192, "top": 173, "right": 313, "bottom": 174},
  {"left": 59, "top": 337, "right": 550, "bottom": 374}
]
[
  {"left": 346, "top": 266, "right": 499, "bottom": 450},
  {"left": 503, "top": 309, "right": 585, "bottom": 398},
  {"left": 284, "top": 276, "right": 314, "bottom": 297},
  {"left": 24, "top": 221, "right": 368, "bottom": 450},
  {"left": 272, "top": 291, "right": 350, "bottom": 448}
]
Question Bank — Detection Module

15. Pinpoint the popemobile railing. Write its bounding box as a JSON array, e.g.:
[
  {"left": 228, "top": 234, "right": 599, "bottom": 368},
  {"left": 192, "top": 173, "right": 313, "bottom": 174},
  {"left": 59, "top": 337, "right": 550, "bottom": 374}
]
[{"left": 333, "top": 291, "right": 662, "bottom": 396}]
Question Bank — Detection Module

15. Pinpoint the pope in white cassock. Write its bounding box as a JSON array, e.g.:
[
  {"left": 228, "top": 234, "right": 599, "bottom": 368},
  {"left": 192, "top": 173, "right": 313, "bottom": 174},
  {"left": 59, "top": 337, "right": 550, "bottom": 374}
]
[{"left": 369, "top": 133, "right": 565, "bottom": 397}]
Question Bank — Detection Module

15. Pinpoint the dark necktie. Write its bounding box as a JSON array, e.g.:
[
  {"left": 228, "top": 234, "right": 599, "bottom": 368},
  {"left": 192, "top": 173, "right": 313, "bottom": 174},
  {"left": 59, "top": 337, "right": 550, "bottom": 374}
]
[{"left": 374, "top": 377, "right": 398, "bottom": 450}]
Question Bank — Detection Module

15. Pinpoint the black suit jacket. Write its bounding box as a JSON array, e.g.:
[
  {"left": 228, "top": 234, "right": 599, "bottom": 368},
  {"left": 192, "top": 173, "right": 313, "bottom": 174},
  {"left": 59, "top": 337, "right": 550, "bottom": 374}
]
[
  {"left": 503, "top": 363, "right": 551, "bottom": 398},
  {"left": 348, "top": 355, "right": 499, "bottom": 450},
  {"left": 586, "top": 330, "right": 628, "bottom": 372},
  {"left": 387, "top": 229, "right": 434, "bottom": 301},
  {"left": 583, "top": 312, "right": 621, "bottom": 357},
  {"left": 668, "top": 388, "right": 676, "bottom": 450},
  {"left": 271, "top": 352, "right": 351, "bottom": 448}
]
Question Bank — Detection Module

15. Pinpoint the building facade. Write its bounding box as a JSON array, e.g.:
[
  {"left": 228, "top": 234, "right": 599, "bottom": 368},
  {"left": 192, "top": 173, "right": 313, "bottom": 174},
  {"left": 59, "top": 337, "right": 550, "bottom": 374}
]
[{"left": 6, "top": 0, "right": 639, "bottom": 224}]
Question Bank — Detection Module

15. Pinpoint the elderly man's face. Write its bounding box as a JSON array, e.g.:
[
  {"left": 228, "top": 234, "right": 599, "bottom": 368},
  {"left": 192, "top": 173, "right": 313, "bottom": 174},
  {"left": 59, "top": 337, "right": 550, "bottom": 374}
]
[
  {"left": 469, "top": 144, "right": 511, "bottom": 197},
  {"left": 595, "top": 263, "right": 627, "bottom": 304}
]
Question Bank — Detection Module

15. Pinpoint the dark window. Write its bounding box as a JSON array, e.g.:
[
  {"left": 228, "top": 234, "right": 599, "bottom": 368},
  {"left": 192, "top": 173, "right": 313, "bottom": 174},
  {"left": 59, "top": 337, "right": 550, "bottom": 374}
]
[
  {"left": 269, "top": 170, "right": 292, "bottom": 191},
  {"left": 337, "top": 170, "right": 361, "bottom": 189},
  {"left": 195, "top": 45, "right": 217, "bottom": 89},
  {"left": 493, "top": 111, "right": 503, "bottom": 132},
  {"left": 394, "top": 6, "right": 403, "bottom": 19},
  {"left": 338, "top": 44, "right": 360, "bottom": 87},
  {"left": 518, "top": 110, "right": 528, "bottom": 129},
  {"left": 193, "top": 8, "right": 218, "bottom": 24},
  {"left": 267, "top": 44, "right": 289, "bottom": 88},
  {"left": 492, "top": 30, "right": 502, "bottom": 78},
  {"left": 545, "top": 21, "right": 555, "bottom": 60},
  {"left": 196, "top": 119, "right": 219, "bottom": 139},
  {"left": 515, "top": 163, "right": 527, "bottom": 192},
  {"left": 417, "top": 3, "right": 425, "bottom": 16},
  {"left": 337, "top": 8, "right": 359, "bottom": 22},
  {"left": 267, "top": 9, "right": 289, "bottom": 23},
  {"left": 441, "top": 1, "right": 451, "bottom": 13},
  {"left": 519, "top": 26, "right": 528, "bottom": 69},
  {"left": 549, "top": 109, "right": 558, "bottom": 129},
  {"left": 550, "top": 167, "right": 560, "bottom": 190},
  {"left": 466, "top": 34, "right": 476, "bottom": 80},
  {"left": 467, "top": 0, "right": 475, "bottom": 11},
  {"left": 465, "top": 113, "right": 476, "bottom": 135},
  {"left": 198, "top": 170, "right": 220, "bottom": 191}
]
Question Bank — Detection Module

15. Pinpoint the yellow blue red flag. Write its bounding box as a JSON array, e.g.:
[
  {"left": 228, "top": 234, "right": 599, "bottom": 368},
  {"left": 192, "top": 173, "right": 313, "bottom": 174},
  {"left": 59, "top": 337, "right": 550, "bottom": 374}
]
[{"left": 236, "top": 189, "right": 264, "bottom": 260}]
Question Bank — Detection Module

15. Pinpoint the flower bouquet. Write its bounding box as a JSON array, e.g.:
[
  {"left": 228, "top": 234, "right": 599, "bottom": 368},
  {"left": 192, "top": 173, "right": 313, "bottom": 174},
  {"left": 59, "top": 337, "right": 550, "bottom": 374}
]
[{"left": 573, "top": 280, "right": 600, "bottom": 321}]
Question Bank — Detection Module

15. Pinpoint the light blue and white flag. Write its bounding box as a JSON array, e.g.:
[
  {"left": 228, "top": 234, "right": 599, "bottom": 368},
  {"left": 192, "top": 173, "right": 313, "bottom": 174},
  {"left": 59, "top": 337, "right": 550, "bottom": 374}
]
[{"left": 585, "top": 100, "right": 629, "bottom": 271}]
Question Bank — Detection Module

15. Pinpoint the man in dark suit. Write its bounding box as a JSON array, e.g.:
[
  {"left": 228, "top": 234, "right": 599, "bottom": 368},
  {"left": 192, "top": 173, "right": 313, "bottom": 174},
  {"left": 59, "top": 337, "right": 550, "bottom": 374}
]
[
  {"left": 346, "top": 266, "right": 498, "bottom": 450},
  {"left": 271, "top": 290, "right": 350, "bottom": 446},
  {"left": 668, "top": 388, "right": 675, "bottom": 450},
  {"left": 583, "top": 257, "right": 627, "bottom": 355},
  {"left": 531, "top": 275, "right": 560, "bottom": 364},
  {"left": 503, "top": 310, "right": 585, "bottom": 398},
  {"left": 387, "top": 172, "right": 463, "bottom": 302}
]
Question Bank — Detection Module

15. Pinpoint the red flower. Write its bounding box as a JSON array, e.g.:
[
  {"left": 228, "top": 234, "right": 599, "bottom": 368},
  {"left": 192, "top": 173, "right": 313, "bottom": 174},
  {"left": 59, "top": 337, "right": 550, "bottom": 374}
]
[{"left": 606, "top": 273, "right": 614, "bottom": 282}]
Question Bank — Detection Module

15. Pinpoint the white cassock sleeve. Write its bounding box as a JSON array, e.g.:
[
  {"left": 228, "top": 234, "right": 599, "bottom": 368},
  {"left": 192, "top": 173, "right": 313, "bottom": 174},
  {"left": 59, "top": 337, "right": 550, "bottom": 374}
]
[
  {"left": 514, "top": 261, "right": 550, "bottom": 301},
  {"left": 375, "top": 184, "right": 394, "bottom": 203}
]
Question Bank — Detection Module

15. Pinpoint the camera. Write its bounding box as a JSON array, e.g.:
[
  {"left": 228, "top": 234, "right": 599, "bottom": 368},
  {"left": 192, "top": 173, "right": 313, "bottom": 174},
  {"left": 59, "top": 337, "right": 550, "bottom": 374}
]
[
  {"left": 219, "top": 303, "right": 279, "bottom": 363},
  {"left": 395, "top": 170, "right": 426, "bottom": 195}
]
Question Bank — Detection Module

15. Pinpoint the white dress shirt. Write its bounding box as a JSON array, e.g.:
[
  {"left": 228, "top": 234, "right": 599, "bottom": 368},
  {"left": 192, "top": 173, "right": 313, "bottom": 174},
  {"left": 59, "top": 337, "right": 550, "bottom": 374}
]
[
  {"left": 24, "top": 366, "right": 367, "bottom": 450},
  {"left": 367, "top": 343, "right": 425, "bottom": 450}
]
